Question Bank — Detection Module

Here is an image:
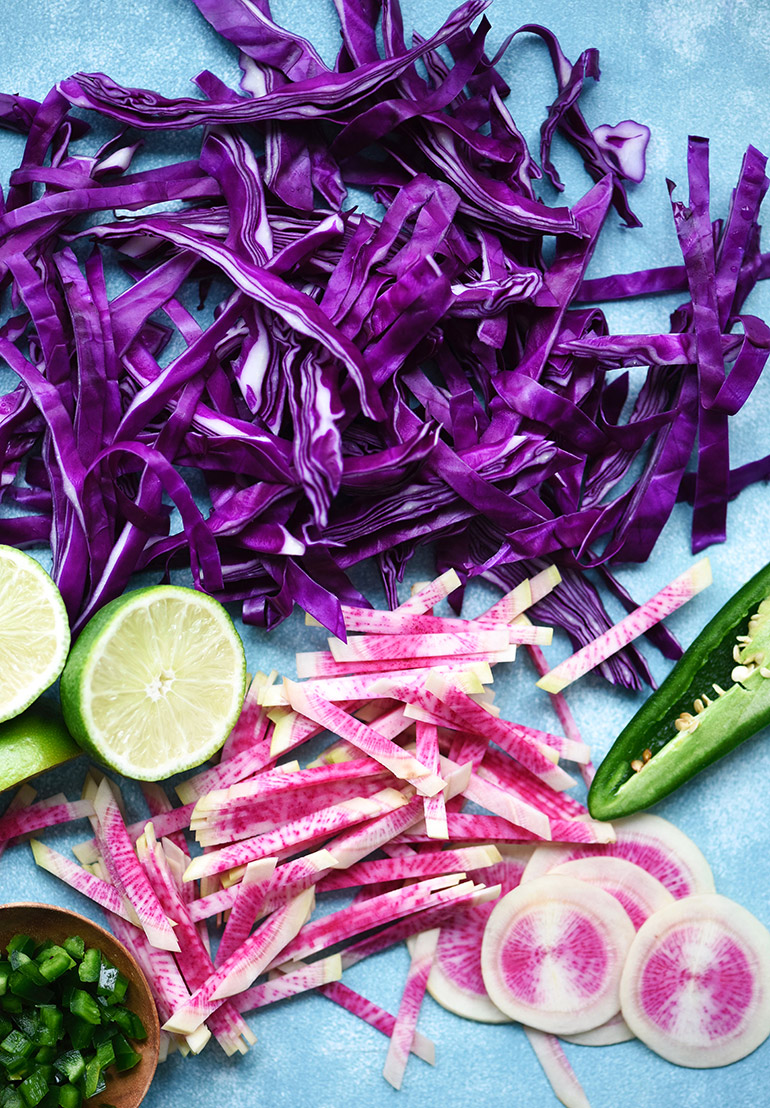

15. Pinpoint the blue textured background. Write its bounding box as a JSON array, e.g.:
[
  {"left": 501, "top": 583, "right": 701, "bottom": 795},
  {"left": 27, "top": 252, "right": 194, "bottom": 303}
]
[{"left": 2, "top": 2, "right": 770, "bottom": 1106}]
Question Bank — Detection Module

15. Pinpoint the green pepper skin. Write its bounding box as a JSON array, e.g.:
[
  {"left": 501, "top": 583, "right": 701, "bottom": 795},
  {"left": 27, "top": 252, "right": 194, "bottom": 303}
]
[{"left": 588, "top": 557, "right": 770, "bottom": 820}]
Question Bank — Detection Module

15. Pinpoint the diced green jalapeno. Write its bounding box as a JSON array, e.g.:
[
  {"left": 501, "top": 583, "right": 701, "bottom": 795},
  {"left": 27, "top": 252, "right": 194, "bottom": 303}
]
[{"left": 0, "top": 933, "right": 144, "bottom": 1105}]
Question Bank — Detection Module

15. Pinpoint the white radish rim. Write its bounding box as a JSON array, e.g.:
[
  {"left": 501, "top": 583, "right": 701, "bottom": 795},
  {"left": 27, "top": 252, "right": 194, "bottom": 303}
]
[
  {"left": 560, "top": 1011, "right": 635, "bottom": 1047},
  {"left": 521, "top": 813, "right": 715, "bottom": 899},
  {"left": 620, "top": 893, "right": 770, "bottom": 1068},
  {"left": 547, "top": 856, "right": 675, "bottom": 930},
  {"left": 480, "top": 874, "right": 636, "bottom": 1035}
]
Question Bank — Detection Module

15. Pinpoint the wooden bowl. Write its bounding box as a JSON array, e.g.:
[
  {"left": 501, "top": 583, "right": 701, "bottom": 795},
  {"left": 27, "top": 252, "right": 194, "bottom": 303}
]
[{"left": 0, "top": 902, "right": 160, "bottom": 1108}]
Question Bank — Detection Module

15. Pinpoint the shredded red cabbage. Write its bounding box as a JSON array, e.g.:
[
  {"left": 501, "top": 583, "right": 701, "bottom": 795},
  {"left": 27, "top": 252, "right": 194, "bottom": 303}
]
[{"left": 0, "top": 0, "right": 769, "bottom": 691}]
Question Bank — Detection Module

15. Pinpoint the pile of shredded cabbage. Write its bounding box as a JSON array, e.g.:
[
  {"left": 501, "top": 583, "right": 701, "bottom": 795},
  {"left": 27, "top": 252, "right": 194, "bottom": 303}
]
[{"left": 1, "top": 0, "right": 769, "bottom": 690}]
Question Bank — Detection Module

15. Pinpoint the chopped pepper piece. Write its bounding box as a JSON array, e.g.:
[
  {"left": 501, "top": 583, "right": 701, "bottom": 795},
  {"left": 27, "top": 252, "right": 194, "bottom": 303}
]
[{"left": 589, "top": 558, "right": 770, "bottom": 819}]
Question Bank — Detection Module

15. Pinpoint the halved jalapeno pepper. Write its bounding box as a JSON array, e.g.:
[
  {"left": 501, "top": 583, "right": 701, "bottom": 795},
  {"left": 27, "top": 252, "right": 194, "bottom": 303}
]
[{"left": 588, "top": 558, "right": 770, "bottom": 820}]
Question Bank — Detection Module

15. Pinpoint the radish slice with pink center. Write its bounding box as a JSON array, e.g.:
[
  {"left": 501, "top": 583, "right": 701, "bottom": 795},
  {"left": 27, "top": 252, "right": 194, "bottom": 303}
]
[
  {"left": 548, "top": 857, "right": 675, "bottom": 930},
  {"left": 620, "top": 893, "right": 770, "bottom": 1068},
  {"left": 481, "top": 875, "right": 636, "bottom": 1035},
  {"left": 521, "top": 813, "right": 715, "bottom": 900},
  {"left": 420, "top": 848, "right": 532, "bottom": 1024}
]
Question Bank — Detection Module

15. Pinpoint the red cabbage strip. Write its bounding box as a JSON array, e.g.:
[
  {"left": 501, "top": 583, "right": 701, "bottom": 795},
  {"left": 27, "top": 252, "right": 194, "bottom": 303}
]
[
  {"left": 329, "top": 17, "right": 491, "bottom": 159},
  {"left": 191, "top": 0, "right": 328, "bottom": 80},
  {"left": 0, "top": 93, "right": 41, "bottom": 135},
  {"left": 0, "top": 515, "right": 50, "bottom": 544},
  {"left": 74, "top": 378, "right": 208, "bottom": 631},
  {"left": 5, "top": 89, "right": 89, "bottom": 213},
  {"left": 515, "top": 24, "right": 648, "bottom": 228},
  {"left": 576, "top": 264, "right": 688, "bottom": 302},
  {"left": 669, "top": 139, "right": 729, "bottom": 551},
  {"left": 83, "top": 215, "right": 384, "bottom": 421},
  {"left": 58, "top": 1, "right": 490, "bottom": 126},
  {"left": 714, "top": 145, "right": 769, "bottom": 325},
  {"left": 89, "top": 441, "right": 223, "bottom": 593},
  {"left": 111, "top": 253, "right": 201, "bottom": 354},
  {"left": 200, "top": 128, "right": 273, "bottom": 265}
]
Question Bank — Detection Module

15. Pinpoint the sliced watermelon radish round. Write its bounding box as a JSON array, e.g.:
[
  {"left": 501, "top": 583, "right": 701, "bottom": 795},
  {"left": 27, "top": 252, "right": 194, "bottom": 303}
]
[
  {"left": 521, "top": 813, "right": 714, "bottom": 900},
  {"left": 620, "top": 893, "right": 770, "bottom": 1068},
  {"left": 548, "top": 856, "right": 675, "bottom": 930},
  {"left": 414, "top": 848, "right": 532, "bottom": 1023},
  {"left": 480, "top": 874, "right": 636, "bottom": 1035}
]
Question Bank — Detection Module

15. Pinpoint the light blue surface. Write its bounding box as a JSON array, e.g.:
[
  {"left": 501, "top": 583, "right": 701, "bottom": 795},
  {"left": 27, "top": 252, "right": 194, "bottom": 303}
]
[{"left": 2, "top": 1, "right": 770, "bottom": 1106}]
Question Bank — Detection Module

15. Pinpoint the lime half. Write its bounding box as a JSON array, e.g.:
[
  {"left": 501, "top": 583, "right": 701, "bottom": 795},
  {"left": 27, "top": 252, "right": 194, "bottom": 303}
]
[
  {"left": 60, "top": 585, "right": 247, "bottom": 780},
  {"left": 0, "top": 546, "right": 71, "bottom": 723},
  {"left": 0, "top": 705, "right": 82, "bottom": 792}
]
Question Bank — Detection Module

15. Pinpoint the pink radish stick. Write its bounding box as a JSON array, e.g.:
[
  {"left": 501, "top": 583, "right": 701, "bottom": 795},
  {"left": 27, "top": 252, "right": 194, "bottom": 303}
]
[
  {"left": 212, "top": 860, "right": 269, "bottom": 968},
  {"left": 220, "top": 671, "right": 274, "bottom": 760},
  {"left": 285, "top": 681, "right": 445, "bottom": 796},
  {"left": 396, "top": 568, "right": 461, "bottom": 614},
  {"left": 137, "top": 828, "right": 254, "bottom": 1056},
  {"left": 322, "top": 763, "right": 471, "bottom": 871},
  {"left": 401, "top": 678, "right": 574, "bottom": 790},
  {"left": 295, "top": 648, "right": 516, "bottom": 679},
  {"left": 0, "top": 797, "right": 94, "bottom": 843},
  {"left": 106, "top": 911, "right": 211, "bottom": 1055},
  {"left": 328, "top": 628, "right": 512, "bottom": 662},
  {"left": 237, "top": 956, "right": 342, "bottom": 1013},
  {"left": 245, "top": 850, "right": 339, "bottom": 916},
  {"left": 335, "top": 606, "right": 551, "bottom": 641},
  {"left": 263, "top": 664, "right": 489, "bottom": 708},
  {"left": 415, "top": 720, "right": 447, "bottom": 839},
  {"left": 449, "top": 730, "right": 489, "bottom": 768},
  {"left": 30, "top": 839, "right": 137, "bottom": 923},
  {"left": 163, "top": 889, "right": 315, "bottom": 1033},
  {"left": 141, "top": 783, "right": 191, "bottom": 863},
  {"left": 339, "top": 883, "right": 503, "bottom": 970},
  {"left": 442, "top": 755, "right": 551, "bottom": 840},
  {"left": 537, "top": 558, "right": 712, "bottom": 693},
  {"left": 0, "top": 785, "right": 35, "bottom": 860},
  {"left": 478, "top": 750, "right": 588, "bottom": 821},
  {"left": 318, "top": 981, "right": 436, "bottom": 1063},
  {"left": 270, "top": 876, "right": 481, "bottom": 967},
  {"left": 191, "top": 777, "right": 392, "bottom": 845},
  {"left": 523, "top": 1027, "right": 592, "bottom": 1108},
  {"left": 175, "top": 740, "right": 276, "bottom": 805},
  {"left": 317, "top": 845, "right": 501, "bottom": 891},
  {"left": 269, "top": 698, "right": 361, "bottom": 757},
  {"left": 383, "top": 928, "right": 440, "bottom": 1089},
  {"left": 198, "top": 758, "right": 385, "bottom": 806},
  {"left": 93, "top": 780, "right": 179, "bottom": 952},
  {"left": 184, "top": 788, "right": 409, "bottom": 882}
]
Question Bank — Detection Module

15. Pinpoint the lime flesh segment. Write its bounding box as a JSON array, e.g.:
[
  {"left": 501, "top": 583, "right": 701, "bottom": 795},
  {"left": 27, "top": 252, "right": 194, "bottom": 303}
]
[
  {"left": 0, "top": 545, "right": 71, "bottom": 723},
  {"left": 0, "top": 705, "right": 81, "bottom": 792},
  {"left": 60, "top": 585, "right": 247, "bottom": 781}
]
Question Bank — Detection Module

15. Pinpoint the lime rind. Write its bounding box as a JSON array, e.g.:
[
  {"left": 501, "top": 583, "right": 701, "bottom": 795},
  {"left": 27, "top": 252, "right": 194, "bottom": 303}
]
[
  {"left": 0, "top": 545, "right": 71, "bottom": 724},
  {"left": 60, "top": 585, "right": 247, "bottom": 781}
]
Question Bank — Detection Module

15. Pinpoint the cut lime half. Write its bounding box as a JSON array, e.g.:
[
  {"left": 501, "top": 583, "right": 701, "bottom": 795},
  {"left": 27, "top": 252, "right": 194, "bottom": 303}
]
[
  {"left": 0, "top": 705, "right": 82, "bottom": 792},
  {"left": 60, "top": 585, "right": 247, "bottom": 781},
  {"left": 0, "top": 546, "right": 71, "bottom": 723}
]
